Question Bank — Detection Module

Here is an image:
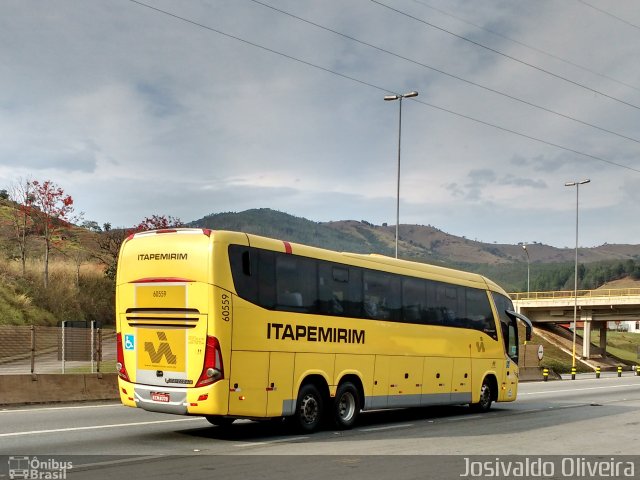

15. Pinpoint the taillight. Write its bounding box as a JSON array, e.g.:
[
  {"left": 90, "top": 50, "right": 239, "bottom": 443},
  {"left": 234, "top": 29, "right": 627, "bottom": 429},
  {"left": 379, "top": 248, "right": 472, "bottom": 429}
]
[
  {"left": 196, "top": 336, "right": 223, "bottom": 387},
  {"left": 116, "top": 333, "right": 130, "bottom": 382}
]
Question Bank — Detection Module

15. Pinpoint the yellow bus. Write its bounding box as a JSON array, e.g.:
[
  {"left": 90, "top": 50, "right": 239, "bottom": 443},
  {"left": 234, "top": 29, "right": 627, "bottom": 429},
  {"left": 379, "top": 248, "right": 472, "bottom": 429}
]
[{"left": 116, "top": 228, "right": 532, "bottom": 432}]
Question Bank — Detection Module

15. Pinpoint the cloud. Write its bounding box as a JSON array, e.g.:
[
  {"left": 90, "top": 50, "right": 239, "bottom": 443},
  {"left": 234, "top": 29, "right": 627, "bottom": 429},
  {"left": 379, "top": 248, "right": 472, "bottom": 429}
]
[
  {"left": 1, "top": 0, "right": 640, "bottom": 247},
  {"left": 500, "top": 174, "right": 547, "bottom": 189},
  {"left": 445, "top": 168, "right": 546, "bottom": 202}
]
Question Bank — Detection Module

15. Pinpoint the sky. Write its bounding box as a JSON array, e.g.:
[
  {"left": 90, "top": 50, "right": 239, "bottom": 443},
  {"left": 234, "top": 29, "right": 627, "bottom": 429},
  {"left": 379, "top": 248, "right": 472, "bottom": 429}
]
[{"left": 2, "top": 0, "right": 640, "bottom": 249}]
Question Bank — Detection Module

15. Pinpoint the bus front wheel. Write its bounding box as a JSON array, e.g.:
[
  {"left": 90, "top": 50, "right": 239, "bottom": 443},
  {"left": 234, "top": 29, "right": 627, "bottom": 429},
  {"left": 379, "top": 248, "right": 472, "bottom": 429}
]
[
  {"left": 294, "top": 384, "right": 324, "bottom": 432},
  {"left": 333, "top": 382, "right": 360, "bottom": 429},
  {"left": 470, "top": 378, "right": 494, "bottom": 412}
]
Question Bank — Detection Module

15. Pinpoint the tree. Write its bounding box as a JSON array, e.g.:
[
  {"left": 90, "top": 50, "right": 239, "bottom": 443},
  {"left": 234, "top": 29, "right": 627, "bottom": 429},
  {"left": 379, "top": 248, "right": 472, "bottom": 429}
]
[
  {"left": 95, "top": 223, "right": 129, "bottom": 281},
  {"left": 29, "top": 180, "right": 76, "bottom": 288},
  {"left": 132, "top": 214, "right": 183, "bottom": 232},
  {"left": 96, "top": 216, "right": 182, "bottom": 281},
  {"left": 61, "top": 226, "right": 93, "bottom": 288},
  {"left": 6, "top": 178, "right": 35, "bottom": 276},
  {"left": 81, "top": 220, "right": 102, "bottom": 232}
]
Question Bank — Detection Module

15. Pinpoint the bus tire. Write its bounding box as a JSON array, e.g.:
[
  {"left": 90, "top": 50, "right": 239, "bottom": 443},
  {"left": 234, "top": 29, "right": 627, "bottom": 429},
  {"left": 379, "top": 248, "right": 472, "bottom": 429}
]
[
  {"left": 294, "top": 383, "right": 324, "bottom": 433},
  {"left": 333, "top": 381, "right": 360, "bottom": 429},
  {"left": 470, "top": 378, "right": 493, "bottom": 413},
  {"left": 205, "top": 415, "right": 235, "bottom": 427}
]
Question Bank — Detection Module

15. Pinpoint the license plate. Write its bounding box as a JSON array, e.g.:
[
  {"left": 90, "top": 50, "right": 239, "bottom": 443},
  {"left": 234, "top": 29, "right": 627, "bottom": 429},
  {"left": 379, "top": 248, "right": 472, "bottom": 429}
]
[{"left": 151, "top": 392, "right": 170, "bottom": 403}]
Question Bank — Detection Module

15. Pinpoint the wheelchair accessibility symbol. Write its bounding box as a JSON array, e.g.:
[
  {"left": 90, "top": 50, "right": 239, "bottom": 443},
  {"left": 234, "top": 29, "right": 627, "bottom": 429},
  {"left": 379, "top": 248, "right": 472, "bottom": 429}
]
[{"left": 124, "top": 334, "right": 135, "bottom": 350}]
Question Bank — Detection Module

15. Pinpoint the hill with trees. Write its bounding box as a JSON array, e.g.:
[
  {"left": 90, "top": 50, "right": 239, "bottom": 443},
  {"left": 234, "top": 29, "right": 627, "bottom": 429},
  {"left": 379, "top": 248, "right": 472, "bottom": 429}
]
[
  {"left": 1, "top": 177, "right": 639, "bottom": 327},
  {"left": 191, "top": 208, "right": 640, "bottom": 292}
]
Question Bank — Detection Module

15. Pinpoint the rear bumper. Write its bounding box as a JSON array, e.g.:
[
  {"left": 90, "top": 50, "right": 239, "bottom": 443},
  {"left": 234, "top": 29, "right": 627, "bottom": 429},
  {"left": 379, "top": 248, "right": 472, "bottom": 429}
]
[
  {"left": 134, "top": 384, "right": 189, "bottom": 414},
  {"left": 117, "top": 378, "right": 228, "bottom": 415}
]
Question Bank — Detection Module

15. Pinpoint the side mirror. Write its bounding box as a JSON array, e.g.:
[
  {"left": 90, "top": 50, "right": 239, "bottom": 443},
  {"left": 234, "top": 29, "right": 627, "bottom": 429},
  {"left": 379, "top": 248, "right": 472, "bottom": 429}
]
[{"left": 506, "top": 310, "right": 533, "bottom": 342}]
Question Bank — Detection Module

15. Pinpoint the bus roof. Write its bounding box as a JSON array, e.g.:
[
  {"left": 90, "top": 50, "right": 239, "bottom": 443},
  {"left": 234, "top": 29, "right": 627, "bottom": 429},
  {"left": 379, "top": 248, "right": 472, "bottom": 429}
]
[{"left": 120, "top": 229, "right": 508, "bottom": 296}]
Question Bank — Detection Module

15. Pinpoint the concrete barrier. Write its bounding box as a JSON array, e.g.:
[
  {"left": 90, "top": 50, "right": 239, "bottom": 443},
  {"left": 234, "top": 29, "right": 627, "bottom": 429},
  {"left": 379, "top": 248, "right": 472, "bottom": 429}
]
[
  {"left": 519, "top": 366, "right": 545, "bottom": 382},
  {"left": 0, "top": 373, "right": 119, "bottom": 405}
]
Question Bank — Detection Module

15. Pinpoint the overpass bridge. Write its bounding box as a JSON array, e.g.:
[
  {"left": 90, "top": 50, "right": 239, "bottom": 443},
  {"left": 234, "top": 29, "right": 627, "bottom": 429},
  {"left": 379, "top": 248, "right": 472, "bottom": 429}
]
[{"left": 511, "top": 288, "right": 640, "bottom": 360}]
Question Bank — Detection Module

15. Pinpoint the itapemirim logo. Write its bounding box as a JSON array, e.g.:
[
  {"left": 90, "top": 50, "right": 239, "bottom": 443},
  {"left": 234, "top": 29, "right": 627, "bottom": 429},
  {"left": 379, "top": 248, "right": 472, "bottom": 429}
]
[{"left": 144, "top": 331, "right": 177, "bottom": 365}]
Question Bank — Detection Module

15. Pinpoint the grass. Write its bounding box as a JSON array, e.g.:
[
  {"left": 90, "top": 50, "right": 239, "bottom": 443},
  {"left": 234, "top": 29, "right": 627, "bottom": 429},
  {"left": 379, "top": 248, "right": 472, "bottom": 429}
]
[
  {"left": 531, "top": 332, "right": 592, "bottom": 374},
  {"left": 581, "top": 329, "right": 640, "bottom": 364},
  {"left": 0, "top": 256, "right": 114, "bottom": 326},
  {"left": 62, "top": 361, "right": 116, "bottom": 374},
  {"left": 533, "top": 329, "right": 640, "bottom": 374}
]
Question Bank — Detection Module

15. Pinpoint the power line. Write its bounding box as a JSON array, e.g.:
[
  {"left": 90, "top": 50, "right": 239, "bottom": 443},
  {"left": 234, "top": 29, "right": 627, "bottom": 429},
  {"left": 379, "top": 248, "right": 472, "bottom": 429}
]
[
  {"left": 126, "top": 0, "right": 385, "bottom": 93},
  {"left": 411, "top": 0, "right": 640, "bottom": 92},
  {"left": 125, "top": 0, "right": 640, "bottom": 174},
  {"left": 577, "top": 0, "right": 640, "bottom": 31},
  {"left": 411, "top": 96, "right": 640, "bottom": 173},
  {"left": 369, "top": 0, "right": 640, "bottom": 112},
  {"left": 249, "top": 0, "right": 640, "bottom": 145}
]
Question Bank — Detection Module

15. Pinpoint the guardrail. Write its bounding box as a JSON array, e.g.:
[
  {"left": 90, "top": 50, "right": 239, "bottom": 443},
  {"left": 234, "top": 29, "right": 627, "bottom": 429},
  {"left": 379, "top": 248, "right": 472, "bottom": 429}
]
[{"left": 510, "top": 288, "right": 640, "bottom": 301}]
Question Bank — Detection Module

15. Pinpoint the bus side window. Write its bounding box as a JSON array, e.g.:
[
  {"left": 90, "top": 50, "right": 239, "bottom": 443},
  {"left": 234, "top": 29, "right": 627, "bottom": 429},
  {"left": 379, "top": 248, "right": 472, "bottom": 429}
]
[
  {"left": 258, "top": 250, "right": 276, "bottom": 309},
  {"left": 229, "top": 245, "right": 258, "bottom": 303},
  {"left": 275, "top": 254, "right": 317, "bottom": 313},
  {"left": 318, "top": 264, "right": 348, "bottom": 316},
  {"left": 402, "top": 277, "right": 425, "bottom": 324},
  {"left": 423, "top": 280, "right": 443, "bottom": 325},
  {"left": 242, "top": 251, "right": 252, "bottom": 276},
  {"left": 364, "top": 271, "right": 400, "bottom": 321},
  {"left": 466, "top": 288, "right": 498, "bottom": 340},
  {"left": 345, "top": 267, "right": 363, "bottom": 317},
  {"left": 436, "top": 285, "right": 458, "bottom": 327}
]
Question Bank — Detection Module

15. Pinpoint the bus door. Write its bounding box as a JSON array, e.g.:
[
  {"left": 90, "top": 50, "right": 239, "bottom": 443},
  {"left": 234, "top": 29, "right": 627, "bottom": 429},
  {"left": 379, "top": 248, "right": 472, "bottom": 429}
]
[
  {"left": 501, "top": 310, "right": 533, "bottom": 400},
  {"left": 500, "top": 311, "right": 533, "bottom": 401},
  {"left": 500, "top": 315, "right": 519, "bottom": 401}
]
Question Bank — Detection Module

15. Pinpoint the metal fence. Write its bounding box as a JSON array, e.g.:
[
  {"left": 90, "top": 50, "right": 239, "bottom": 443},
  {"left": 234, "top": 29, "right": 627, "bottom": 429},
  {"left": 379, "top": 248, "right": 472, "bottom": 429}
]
[{"left": 0, "top": 324, "right": 116, "bottom": 374}]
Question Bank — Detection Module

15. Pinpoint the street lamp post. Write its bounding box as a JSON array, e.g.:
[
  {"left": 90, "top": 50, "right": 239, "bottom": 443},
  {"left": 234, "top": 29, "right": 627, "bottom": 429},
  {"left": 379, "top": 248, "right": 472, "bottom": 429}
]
[
  {"left": 565, "top": 179, "right": 590, "bottom": 377},
  {"left": 384, "top": 90, "right": 418, "bottom": 258},
  {"left": 522, "top": 244, "right": 530, "bottom": 295}
]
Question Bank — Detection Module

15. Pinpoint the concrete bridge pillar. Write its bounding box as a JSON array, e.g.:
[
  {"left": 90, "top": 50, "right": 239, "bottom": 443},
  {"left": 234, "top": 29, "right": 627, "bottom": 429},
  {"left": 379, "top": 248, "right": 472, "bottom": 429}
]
[
  {"left": 581, "top": 310, "right": 593, "bottom": 359},
  {"left": 599, "top": 322, "right": 607, "bottom": 353}
]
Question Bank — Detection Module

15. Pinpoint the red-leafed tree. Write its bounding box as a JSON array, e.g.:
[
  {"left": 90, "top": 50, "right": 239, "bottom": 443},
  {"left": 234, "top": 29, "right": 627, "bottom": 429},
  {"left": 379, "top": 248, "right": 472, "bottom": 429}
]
[
  {"left": 132, "top": 214, "right": 184, "bottom": 233},
  {"left": 30, "top": 180, "right": 76, "bottom": 288}
]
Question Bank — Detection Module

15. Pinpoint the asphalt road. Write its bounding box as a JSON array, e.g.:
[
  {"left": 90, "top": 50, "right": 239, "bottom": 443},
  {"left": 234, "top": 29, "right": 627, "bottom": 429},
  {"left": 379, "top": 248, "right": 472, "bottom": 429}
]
[{"left": 1, "top": 375, "right": 639, "bottom": 479}]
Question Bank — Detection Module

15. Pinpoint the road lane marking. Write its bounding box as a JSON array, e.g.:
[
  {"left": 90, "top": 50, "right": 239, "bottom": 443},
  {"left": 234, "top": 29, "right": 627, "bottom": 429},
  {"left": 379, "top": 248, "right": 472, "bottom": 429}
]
[
  {"left": 0, "top": 417, "right": 203, "bottom": 437},
  {"left": 64, "top": 456, "right": 164, "bottom": 471},
  {"left": 447, "top": 414, "right": 484, "bottom": 421},
  {"left": 521, "top": 383, "right": 640, "bottom": 396},
  {"left": 358, "top": 423, "right": 413, "bottom": 432},
  {"left": 234, "top": 436, "right": 308, "bottom": 448},
  {"left": 0, "top": 404, "right": 121, "bottom": 413}
]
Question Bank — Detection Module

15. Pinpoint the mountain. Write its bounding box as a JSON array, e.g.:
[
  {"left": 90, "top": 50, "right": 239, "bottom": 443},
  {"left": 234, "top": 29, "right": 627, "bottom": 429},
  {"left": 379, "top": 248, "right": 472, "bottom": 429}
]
[{"left": 190, "top": 208, "right": 640, "bottom": 266}]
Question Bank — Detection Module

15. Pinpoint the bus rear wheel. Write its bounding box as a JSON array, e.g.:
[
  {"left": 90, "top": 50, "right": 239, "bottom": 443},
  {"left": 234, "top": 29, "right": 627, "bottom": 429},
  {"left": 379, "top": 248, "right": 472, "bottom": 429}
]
[
  {"left": 205, "top": 415, "right": 235, "bottom": 427},
  {"left": 470, "top": 378, "right": 494, "bottom": 412},
  {"left": 294, "top": 384, "right": 324, "bottom": 432},
  {"left": 333, "top": 382, "right": 360, "bottom": 429}
]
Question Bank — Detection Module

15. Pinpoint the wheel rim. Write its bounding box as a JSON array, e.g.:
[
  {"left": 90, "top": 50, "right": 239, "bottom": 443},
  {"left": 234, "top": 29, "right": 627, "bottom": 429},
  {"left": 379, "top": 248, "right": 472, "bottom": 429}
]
[
  {"left": 480, "top": 384, "right": 491, "bottom": 408},
  {"left": 300, "top": 393, "right": 320, "bottom": 425},
  {"left": 337, "top": 391, "right": 356, "bottom": 422}
]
